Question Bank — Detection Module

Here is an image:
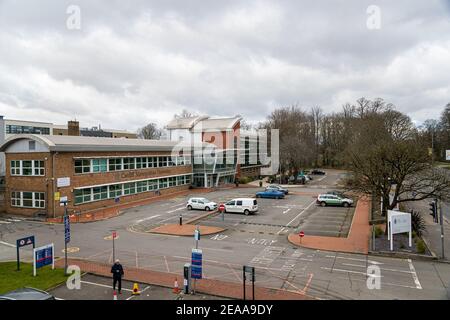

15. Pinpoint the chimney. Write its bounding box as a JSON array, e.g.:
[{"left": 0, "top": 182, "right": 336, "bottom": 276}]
[{"left": 68, "top": 120, "right": 80, "bottom": 136}]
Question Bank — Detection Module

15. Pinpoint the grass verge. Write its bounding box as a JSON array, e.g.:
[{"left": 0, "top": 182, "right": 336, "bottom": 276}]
[{"left": 0, "top": 261, "right": 67, "bottom": 295}]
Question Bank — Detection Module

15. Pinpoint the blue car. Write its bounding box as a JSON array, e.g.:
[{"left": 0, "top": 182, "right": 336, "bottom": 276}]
[{"left": 256, "top": 189, "right": 285, "bottom": 199}]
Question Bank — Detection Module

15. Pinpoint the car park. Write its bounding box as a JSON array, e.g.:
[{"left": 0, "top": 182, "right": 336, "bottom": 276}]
[
  {"left": 0, "top": 287, "right": 55, "bottom": 300},
  {"left": 311, "top": 169, "right": 326, "bottom": 175},
  {"left": 266, "top": 184, "right": 289, "bottom": 194},
  {"left": 326, "top": 190, "right": 348, "bottom": 198},
  {"left": 316, "top": 194, "right": 353, "bottom": 207},
  {"left": 256, "top": 189, "right": 285, "bottom": 199},
  {"left": 224, "top": 198, "right": 258, "bottom": 215},
  {"left": 187, "top": 197, "right": 218, "bottom": 211}
]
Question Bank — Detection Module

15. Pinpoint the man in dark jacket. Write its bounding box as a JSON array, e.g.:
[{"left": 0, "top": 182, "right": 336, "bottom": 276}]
[{"left": 111, "top": 259, "right": 124, "bottom": 294}]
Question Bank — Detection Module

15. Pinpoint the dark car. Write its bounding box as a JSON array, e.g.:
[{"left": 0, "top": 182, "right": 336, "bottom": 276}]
[
  {"left": 266, "top": 184, "right": 289, "bottom": 194},
  {"left": 256, "top": 189, "right": 285, "bottom": 199},
  {"left": 0, "top": 287, "right": 55, "bottom": 300},
  {"left": 311, "top": 169, "right": 326, "bottom": 175}
]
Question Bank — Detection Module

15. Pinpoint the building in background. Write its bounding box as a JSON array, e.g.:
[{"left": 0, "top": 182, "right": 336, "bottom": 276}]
[
  {"left": 166, "top": 115, "right": 267, "bottom": 187},
  {"left": 0, "top": 134, "right": 199, "bottom": 218},
  {"left": 53, "top": 120, "right": 137, "bottom": 138}
]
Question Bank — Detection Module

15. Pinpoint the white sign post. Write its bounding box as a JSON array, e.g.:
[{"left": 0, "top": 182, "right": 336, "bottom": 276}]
[
  {"left": 446, "top": 150, "right": 450, "bottom": 161},
  {"left": 387, "top": 210, "right": 412, "bottom": 251}
]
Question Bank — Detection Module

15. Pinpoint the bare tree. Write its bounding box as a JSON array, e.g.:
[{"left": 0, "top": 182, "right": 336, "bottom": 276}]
[
  {"left": 174, "top": 109, "right": 198, "bottom": 119},
  {"left": 137, "top": 123, "right": 162, "bottom": 140}
]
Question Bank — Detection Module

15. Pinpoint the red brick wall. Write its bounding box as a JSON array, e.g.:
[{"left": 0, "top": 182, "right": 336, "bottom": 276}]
[{"left": 5, "top": 150, "right": 192, "bottom": 218}]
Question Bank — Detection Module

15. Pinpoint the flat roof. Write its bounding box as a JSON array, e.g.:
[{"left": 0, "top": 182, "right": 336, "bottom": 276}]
[{"left": 0, "top": 134, "right": 214, "bottom": 152}]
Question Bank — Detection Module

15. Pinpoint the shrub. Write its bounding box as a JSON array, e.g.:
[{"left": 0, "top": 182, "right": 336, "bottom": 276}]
[
  {"left": 416, "top": 239, "right": 426, "bottom": 254},
  {"left": 411, "top": 211, "right": 426, "bottom": 237},
  {"left": 412, "top": 231, "right": 417, "bottom": 239},
  {"left": 374, "top": 226, "right": 384, "bottom": 238},
  {"left": 239, "top": 177, "right": 253, "bottom": 184}
]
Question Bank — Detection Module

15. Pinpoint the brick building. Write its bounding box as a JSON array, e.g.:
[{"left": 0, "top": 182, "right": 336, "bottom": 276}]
[{"left": 0, "top": 134, "right": 197, "bottom": 218}]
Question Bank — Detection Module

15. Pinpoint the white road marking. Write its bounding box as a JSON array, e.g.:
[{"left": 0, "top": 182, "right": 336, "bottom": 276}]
[
  {"left": 166, "top": 207, "right": 185, "bottom": 214},
  {"left": 0, "top": 220, "right": 11, "bottom": 224},
  {"left": 126, "top": 286, "right": 150, "bottom": 300},
  {"left": 336, "top": 276, "right": 420, "bottom": 290},
  {"left": 321, "top": 267, "right": 382, "bottom": 277},
  {"left": 80, "top": 280, "right": 133, "bottom": 292},
  {"left": 326, "top": 255, "right": 383, "bottom": 265},
  {"left": 6, "top": 218, "right": 21, "bottom": 222},
  {"left": 285, "top": 199, "right": 317, "bottom": 227},
  {"left": 282, "top": 208, "right": 291, "bottom": 214},
  {"left": 0, "top": 241, "right": 16, "bottom": 247},
  {"left": 169, "top": 203, "right": 186, "bottom": 208},
  {"left": 407, "top": 259, "right": 422, "bottom": 289},
  {"left": 201, "top": 247, "right": 234, "bottom": 253},
  {"left": 209, "top": 234, "right": 228, "bottom": 241},
  {"left": 135, "top": 215, "right": 161, "bottom": 223}
]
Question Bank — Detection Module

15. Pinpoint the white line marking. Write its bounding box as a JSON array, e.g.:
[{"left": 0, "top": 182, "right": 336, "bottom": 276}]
[
  {"left": 126, "top": 286, "right": 151, "bottom": 300},
  {"left": 135, "top": 215, "right": 161, "bottom": 223},
  {"left": 407, "top": 259, "right": 422, "bottom": 289},
  {"left": 201, "top": 247, "right": 233, "bottom": 252},
  {"left": 166, "top": 207, "right": 185, "bottom": 214},
  {"left": 336, "top": 276, "right": 419, "bottom": 290},
  {"left": 325, "top": 255, "right": 383, "bottom": 265},
  {"left": 286, "top": 200, "right": 316, "bottom": 226},
  {"left": 0, "top": 241, "right": 16, "bottom": 248},
  {"left": 6, "top": 218, "right": 21, "bottom": 222},
  {"left": 80, "top": 280, "right": 133, "bottom": 292},
  {"left": 169, "top": 203, "right": 186, "bottom": 208},
  {"left": 321, "top": 267, "right": 382, "bottom": 277},
  {"left": 282, "top": 208, "right": 291, "bottom": 214},
  {"left": 0, "top": 220, "right": 11, "bottom": 224}
]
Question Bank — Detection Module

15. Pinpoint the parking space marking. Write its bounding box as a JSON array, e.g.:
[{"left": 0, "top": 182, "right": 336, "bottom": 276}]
[
  {"left": 282, "top": 208, "right": 291, "bottom": 214},
  {"left": 321, "top": 267, "right": 381, "bottom": 277},
  {"left": 407, "top": 259, "right": 422, "bottom": 289},
  {"left": 285, "top": 200, "right": 317, "bottom": 227},
  {"left": 210, "top": 234, "right": 228, "bottom": 241},
  {"left": 126, "top": 286, "right": 151, "bottom": 300},
  {"left": 0, "top": 240, "right": 16, "bottom": 247},
  {"left": 166, "top": 207, "right": 185, "bottom": 214},
  {"left": 135, "top": 215, "right": 161, "bottom": 223},
  {"left": 80, "top": 280, "right": 133, "bottom": 292}
]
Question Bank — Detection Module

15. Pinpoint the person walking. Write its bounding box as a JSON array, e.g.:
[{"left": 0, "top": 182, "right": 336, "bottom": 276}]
[{"left": 111, "top": 259, "right": 124, "bottom": 294}]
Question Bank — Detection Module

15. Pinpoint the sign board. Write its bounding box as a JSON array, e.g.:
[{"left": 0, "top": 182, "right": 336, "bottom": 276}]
[
  {"left": 112, "top": 231, "right": 117, "bottom": 239},
  {"left": 54, "top": 192, "right": 60, "bottom": 201},
  {"left": 57, "top": 177, "right": 71, "bottom": 188},
  {"left": 17, "top": 236, "right": 35, "bottom": 248},
  {"left": 194, "top": 229, "right": 201, "bottom": 241},
  {"left": 33, "top": 243, "right": 55, "bottom": 276},
  {"left": 219, "top": 204, "right": 225, "bottom": 212},
  {"left": 191, "top": 248, "right": 202, "bottom": 279},
  {"left": 446, "top": 150, "right": 450, "bottom": 161},
  {"left": 244, "top": 266, "right": 255, "bottom": 274},
  {"left": 387, "top": 210, "right": 412, "bottom": 251},
  {"left": 64, "top": 215, "right": 70, "bottom": 244}
]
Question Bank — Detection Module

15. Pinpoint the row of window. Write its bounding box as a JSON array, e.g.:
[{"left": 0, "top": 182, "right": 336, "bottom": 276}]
[
  {"left": 10, "top": 160, "right": 45, "bottom": 176},
  {"left": 74, "top": 156, "right": 191, "bottom": 174},
  {"left": 6, "top": 125, "right": 50, "bottom": 135},
  {"left": 74, "top": 174, "right": 192, "bottom": 204},
  {"left": 11, "top": 191, "right": 45, "bottom": 208}
]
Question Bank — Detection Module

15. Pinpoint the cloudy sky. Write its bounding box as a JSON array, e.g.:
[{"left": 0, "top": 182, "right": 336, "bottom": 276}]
[{"left": 1, "top": 0, "right": 450, "bottom": 131}]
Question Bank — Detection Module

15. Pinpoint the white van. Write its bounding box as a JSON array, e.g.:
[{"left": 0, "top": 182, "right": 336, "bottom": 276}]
[{"left": 224, "top": 198, "right": 258, "bottom": 215}]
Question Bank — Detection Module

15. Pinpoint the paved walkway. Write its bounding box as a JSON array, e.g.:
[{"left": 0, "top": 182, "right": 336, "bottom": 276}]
[
  {"left": 149, "top": 224, "right": 225, "bottom": 236},
  {"left": 56, "top": 258, "right": 315, "bottom": 300},
  {"left": 288, "top": 197, "right": 371, "bottom": 254}
]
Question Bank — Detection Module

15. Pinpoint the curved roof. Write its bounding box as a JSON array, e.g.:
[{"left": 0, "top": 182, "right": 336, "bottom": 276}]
[
  {"left": 165, "top": 116, "right": 209, "bottom": 129},
  {"left": 0, "top": 134, "right": 214, "bottom": 152}
]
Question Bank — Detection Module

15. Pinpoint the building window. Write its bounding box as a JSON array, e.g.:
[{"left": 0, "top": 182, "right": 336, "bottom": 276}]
[
  {"left": 10, "top": 161, "right": 21, "bottom": 175},
  {"left": 34, "top": 160, "right": 45, "bottom": 175},
  {"left": 159, "top": 178, "right": 168, "bottom": 189},
  {"left": 22, "top": 161, "right": 33, "bottom": 175},
  {"left": 92, "top": 159, "right": 107, "bottom": 173},
  {"left": 93, "top": 186, "right": 108, "bottom": 200},
  {"left": 177, "top": 175, "right": 186, "bottom": 185},
  {"left": 136, "top": 157, "right": 147, "bottom": 169},
  {"left": 123, "top": 182, "right": 136, "bottom": 195},
  {"left": 136, "top": 181, "right": 148, "bottom": 193},
  {"left": 158, "top": 156, "right": 168, "bottom": 167},
  {"left": 6, "top": 125, "right": 50, "bottom": 135},
  {"left": 11, "top": 191, "right": 45, "bottom": 208},
  {"left": 29, "top": 141, "right": 36, "bottom": 151},
  {"left": 74, "top": 189, "right": 92, "bottom": 204},
  {"left": 75, "top": 159, "right": 91, "bottom": 174},
  {"left": 148, "top": 179, "right": 158, "bottom": 190},
  {"left": 109, "top": 184, "right": 122, "bottom": 198},
  {"left": 168, "top": 176, "right": 177, "bottom": 187},
  {"left": 123, "top": 158, "right": 136, "bottom": 170},
  {"left": 168, "top": 157, "right": 176, "bottom": 167},
  {"left": 147, "top": 157, "right": 157, "bottom": 168},
  {"left": 109, "top": 158, "right": 122, "bottom": 171}
]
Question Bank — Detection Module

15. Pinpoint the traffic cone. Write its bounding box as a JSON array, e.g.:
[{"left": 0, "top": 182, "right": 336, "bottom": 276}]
[
  {"left": 113, "top": 291, "right": 118, "bottom": 300},
  {"left": 173, "top": 278, "right": 180, "bottom": 294},
  {"left": 132, "top": 282, "right": 141, "bottom": 295}
]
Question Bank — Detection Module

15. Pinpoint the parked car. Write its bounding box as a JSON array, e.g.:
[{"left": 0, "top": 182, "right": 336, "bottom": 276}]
[
  {"left": 0, "top": 287, "right": 55, "bottom": 300},
  {"left": 326, "top": 190, "right": 348, "bottom": 198},
  {"left": 256, "top": 189, "right": 285, "bottom": 199},
  {"left": 187, "top": 197, "right": 218, "bottom": 211},
  {"left": 316, "top": 194, "right": 353, "bottom": 207},
  {"left": 297, "top": 174, "right": 312, "bottom": 181},
  {"left": 224, "top": 198, "right": 258, "bottom": 215},
  {"left": 266, "top": 184, "right": 289, "bottom": 194},
  {"left": 311, "top": 169, "right": 326, "bottom": 175}
]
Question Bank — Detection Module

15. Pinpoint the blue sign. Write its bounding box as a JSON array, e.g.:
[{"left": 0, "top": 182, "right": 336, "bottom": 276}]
[
  {"left": 64, "top": 215, "right": 70, "bottom": 243},
  {"left": 191, "top": 249, "right": 202, "bottom": 279},
  {"left": 16, "top": 236, "right": 35, "bottom": 248},
  {"left": 35, "top": 244, "right": 53, "bottom": 269}
]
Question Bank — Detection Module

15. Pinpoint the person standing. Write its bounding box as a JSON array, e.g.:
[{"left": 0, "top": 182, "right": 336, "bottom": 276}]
[{"left": 111, "top": 259, "right": 124, "bottom": 294}]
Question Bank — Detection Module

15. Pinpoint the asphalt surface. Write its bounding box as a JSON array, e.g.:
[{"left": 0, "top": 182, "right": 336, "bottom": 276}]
[
  {"left": 50, "top": 273, "right": 226, "bottom": 300},
  {"left": 1, "top": 170, "right": 450, "bottom": 300}
]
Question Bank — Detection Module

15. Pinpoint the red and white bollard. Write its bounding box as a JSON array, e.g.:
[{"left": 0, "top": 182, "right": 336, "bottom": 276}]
[{"left": 113, "top": 290, "right": 118, "bottom": 300}]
